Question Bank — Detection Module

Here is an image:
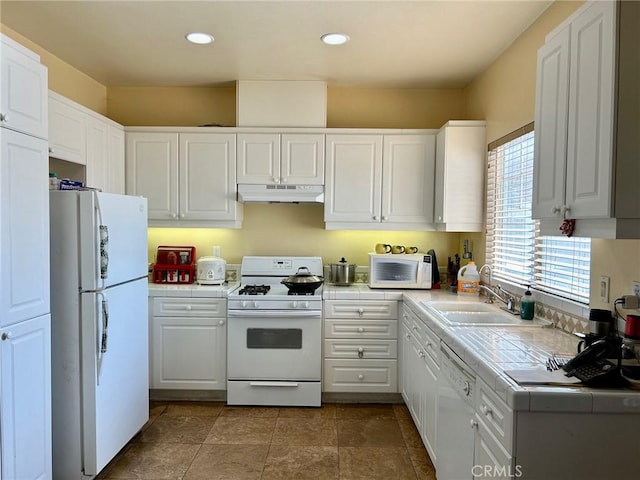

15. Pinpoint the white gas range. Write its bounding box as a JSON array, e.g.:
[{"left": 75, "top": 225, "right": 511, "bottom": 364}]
[{"left": 226, "top": 256, "right": 323, "bottom": 407}]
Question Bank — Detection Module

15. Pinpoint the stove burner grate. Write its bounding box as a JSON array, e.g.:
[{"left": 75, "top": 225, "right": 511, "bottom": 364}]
[{"left": 239, "top": 284, "right": 271, "bottom": 295}]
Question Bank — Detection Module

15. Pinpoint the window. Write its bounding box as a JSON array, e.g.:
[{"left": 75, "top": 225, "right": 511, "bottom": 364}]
[{"left": 486, "top": 124, "right": 590, "bottom": 304}]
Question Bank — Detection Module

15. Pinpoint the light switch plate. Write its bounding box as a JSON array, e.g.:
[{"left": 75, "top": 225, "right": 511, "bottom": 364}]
[{"left": 600, "top": 276, "right": 610, "bottom": 303}]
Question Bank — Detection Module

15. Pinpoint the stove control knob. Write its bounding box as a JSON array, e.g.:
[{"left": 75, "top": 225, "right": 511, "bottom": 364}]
[
  {"left": 303, "top": 302, "right": 310, "bottom": 309},
  {"left": 241, "top": 301, "right": 248, "bottom": 308},
  {"left": 252, "top": 301, "right": 259, "bottom": 309},
  {"left": 292, "top": 301, "right": 298, "bottom": 308}
]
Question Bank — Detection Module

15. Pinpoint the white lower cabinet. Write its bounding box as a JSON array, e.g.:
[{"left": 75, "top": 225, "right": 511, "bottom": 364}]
[
  {"left": 0, "top": 314, "right": 52, "bottom": 480},
  {"left": 150, "top": 297, "right": 226, "bottom": 390},
  {"left": 323, "top": 300, "right": 398, "bottom": 392},
  {"left": 400, "top": 303, "right": 439, "bottom": 462}
]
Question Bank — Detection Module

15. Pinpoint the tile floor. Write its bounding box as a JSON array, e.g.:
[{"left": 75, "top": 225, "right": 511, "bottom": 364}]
[{"left": 97, "top": 401, "right": 437, "bottom": 480}]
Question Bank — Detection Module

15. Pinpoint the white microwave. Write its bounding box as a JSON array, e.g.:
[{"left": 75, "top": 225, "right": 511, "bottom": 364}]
[{"left": 368, "top": 253, "right": 433, "bottom": 289}]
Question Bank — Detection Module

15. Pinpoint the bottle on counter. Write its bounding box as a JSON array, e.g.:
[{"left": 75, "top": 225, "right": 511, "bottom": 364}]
[
  {"left": 49, "top": 172, "right": 60, "bottom": 190},
  {"left": 457, "top": 261, "right": 480, "bottom": 295},
  {"left": 520, "top": 285, "right": 535, "bottom": 320}
]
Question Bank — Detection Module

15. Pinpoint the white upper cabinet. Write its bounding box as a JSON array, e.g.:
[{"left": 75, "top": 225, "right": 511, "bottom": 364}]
[
  {"left": 0, "top": 34, "right": 48, "bottom": 140},
  {"left": 434, "top": 121, "right": 486, "bottom": 232},
  {"left": 49, "top": 91, "right": 126, "bottom": 193},
  {"left": 48, "top": 91, "right": 86, "bottom": 164},
  {"left": 533, "top": 0, "right": 640, "bottom": 238},
  {"left": 237, "top": 132, "right": 324, "bottom": 185},
  {"left": 126, "top": 130, "right": 242, "bottom": 227},
  {"left": 324, "top": 133, "right": 435, "bottom": 230}
]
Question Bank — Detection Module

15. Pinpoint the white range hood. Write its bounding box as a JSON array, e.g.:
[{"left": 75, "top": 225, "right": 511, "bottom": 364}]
[{"left": 237, "top": 184, "right": 324, "bottom": 204}]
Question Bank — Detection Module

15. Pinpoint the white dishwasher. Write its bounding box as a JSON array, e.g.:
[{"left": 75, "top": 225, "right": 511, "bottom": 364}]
[{"left": 436, "top": 342, "right": 476, "bottom": 480}]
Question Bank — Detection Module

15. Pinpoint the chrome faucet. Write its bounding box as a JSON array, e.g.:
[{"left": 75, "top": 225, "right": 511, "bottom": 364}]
[
  {"left": 477, "top": 283, "right": 519, "bottom": 315},
  {"left": 478, "top": 264, "right": 493, "bottom": 302}
]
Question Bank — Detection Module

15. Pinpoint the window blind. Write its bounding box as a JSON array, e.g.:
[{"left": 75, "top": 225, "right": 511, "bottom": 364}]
[{"left": 486, "top": 126, "right": 590, "bottom": 304}]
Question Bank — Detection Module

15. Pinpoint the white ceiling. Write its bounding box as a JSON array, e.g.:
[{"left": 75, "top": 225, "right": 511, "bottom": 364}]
[{"left": 0, "top": 0, "right": 553, "bottom": 89}]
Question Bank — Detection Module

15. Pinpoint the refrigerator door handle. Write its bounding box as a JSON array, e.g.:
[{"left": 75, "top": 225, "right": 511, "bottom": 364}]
[{"left": 100, "top": 297, "right": 109, "bottom": 354}]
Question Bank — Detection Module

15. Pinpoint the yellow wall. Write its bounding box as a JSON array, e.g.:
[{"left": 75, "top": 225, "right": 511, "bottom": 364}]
[
  {"left": 1, "top": 25, "right": 107, "bottom": 114},
  {"left": 465, "top": 0, "right": 640, "bottom": 307}
]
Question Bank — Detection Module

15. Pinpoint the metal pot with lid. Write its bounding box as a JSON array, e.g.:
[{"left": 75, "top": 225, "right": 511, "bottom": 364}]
[
  {"left": 281, "top": 267, "right": 324, "bottom": 294},
  {"left": 328, "top": 257, "right": 356, "bottom": 285}
]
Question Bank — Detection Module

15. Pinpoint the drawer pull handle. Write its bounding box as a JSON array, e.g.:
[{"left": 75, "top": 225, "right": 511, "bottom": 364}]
[
  {"left": 357, "top": 327, "right": 365, "bottom": 333},
  {"left": 481, "top": 405, "right": 493, "bottom": 416},
  {"left": 357, "top": 374, "right": 364, "bottom": 380},
  {"left": 357, "top": 307, "right": 364, "bottom": 316}
]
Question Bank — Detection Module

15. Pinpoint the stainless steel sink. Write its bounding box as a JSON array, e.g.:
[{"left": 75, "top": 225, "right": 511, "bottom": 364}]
[{"left": 422, "top": 300, "right": 541, "bottom": 327}]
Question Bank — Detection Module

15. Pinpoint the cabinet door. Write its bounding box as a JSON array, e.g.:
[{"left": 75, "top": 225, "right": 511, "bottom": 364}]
[
  {"left": 237, "top": 133, "right": 280, "bottom": 184},
  {"left": 400, "top": 322, "right": 412, "bottom": 404},
  {"left": 86, "top": 115, "right": 109, "bottom": 191},
  {"left": 419, "top": 349, "right": 439, "bottom": 463},
  {"left": 532, "top": 27, "right": 570, "bottom": 220},
  {"left": 281, "top": 133, "right": 324, "bottom": 185},
  {"left": 125, "top": 132, "right": 179, "bottom": 220},
  {"left": 151, "top": 316, "right": 226, "bottom": 390},
  {"left": 179, "top": 133, "right": 238, "bottom": 221},
  {"left": 565, "top": 0, "right": 616, "bottom": 218},
  {"left": 107, "top": 125, "right": 125, "bottom": 194},
  {"left": 473, "top": 418, "right": 513, "bottom": 480},
  {"left": 382, "top": 135, "right": 435, "bottom": 225},
  {"left": 0, "top": 314, "right": 52, "bottom": 480},
  {"left": 0, "top": 130, "right": 50, "bottom": 327},
  {"left": 324, "top": 134, "right": 383, "bottom": 223},
  {"left": 434, "top": 123, "right": 486, "bottom": 231},
  {"left": 0, "top": 35, "right": 48, "bottom": 139},
  {"left": 48, "top": 92, "right": 86, "bottom": 164}
]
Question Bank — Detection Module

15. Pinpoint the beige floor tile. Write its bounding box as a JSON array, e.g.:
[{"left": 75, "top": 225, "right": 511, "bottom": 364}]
[
  {"left": 138, "top": 415, "right": 216, "bottom": 444},
  {"left": 278, "top": 403, "right": 337, "bottom": 419},
  {"left": 339, "top": 446, "right": 417, "bottom": 480},
  {"left": 271, "top": 417, "right": 338, "bottom": 446},
  {"left": 407, "top": 446, "right": 437, "bottom": 480},
  {"left": 262, "top": 445, "right": 339, "bottom": 480},
  {"left": 336, "top": 403, "right": 396, "bottom": 419},
  {"left": 204, "top": 416, "right": 276, "bottom": 444},
  {"left": 183, "top": 444, "right": 269, "bottom": 480},
  {"left": 337, "top": 418, "right": 405, "bottom": 447},
  {"left": 104, "top": 442, "right": 200, "bottom": 479},
  {"left": 221, "top": 406, "right": 280, "bottom": 417}
]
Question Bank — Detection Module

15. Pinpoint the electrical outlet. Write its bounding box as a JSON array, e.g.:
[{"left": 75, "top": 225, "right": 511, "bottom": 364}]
[
  {"left": 600, "top": 276, "right": 610, "bottom": 303},
  {"left": 633, "top": 281, "right": 640, "bottom": 297}
]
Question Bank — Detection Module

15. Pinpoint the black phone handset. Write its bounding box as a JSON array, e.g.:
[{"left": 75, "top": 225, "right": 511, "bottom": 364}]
[{"left": 562, "top": 338, "right": 622, "bottom": 387}]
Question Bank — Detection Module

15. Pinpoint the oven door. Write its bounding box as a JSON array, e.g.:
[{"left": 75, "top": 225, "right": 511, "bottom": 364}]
[{"left": 227, "top": 310, "right": 321, "bottom": 381}]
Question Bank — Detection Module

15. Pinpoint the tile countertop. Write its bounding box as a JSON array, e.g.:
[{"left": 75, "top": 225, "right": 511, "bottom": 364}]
[
  {"left": 324, "top": 284, "right": 640, "bottom": 415},
  {"left": 148, "top": 281, "right": 240, "bottom": 298}
]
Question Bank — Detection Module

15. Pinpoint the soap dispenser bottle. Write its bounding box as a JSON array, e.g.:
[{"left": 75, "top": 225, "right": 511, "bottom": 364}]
[{"left": 520, "top": 285, "right": 535, "bottom": 320}]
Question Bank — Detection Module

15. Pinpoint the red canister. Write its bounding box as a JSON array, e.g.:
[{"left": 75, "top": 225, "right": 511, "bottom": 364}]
[{"left": 625, "top": 315, "right": 640, "bottom": 340}]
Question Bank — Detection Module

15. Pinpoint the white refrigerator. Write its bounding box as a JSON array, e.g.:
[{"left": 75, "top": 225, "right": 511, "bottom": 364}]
[{"left": 50, "top": 190, "right": 149, "bottom": 479}]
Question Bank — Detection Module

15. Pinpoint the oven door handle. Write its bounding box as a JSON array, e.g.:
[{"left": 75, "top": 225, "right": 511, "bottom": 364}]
[
  {"left": 227, "top": 310, "right": 321, "bottom": 318},
  {"left": 249, "top": 381, "right": 300, "bottom": 387}
]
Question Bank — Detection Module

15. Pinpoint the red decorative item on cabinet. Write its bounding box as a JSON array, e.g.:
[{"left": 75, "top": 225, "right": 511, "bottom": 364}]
[{"left": 152, "top": 246, "right": 196, "bottom": 284}]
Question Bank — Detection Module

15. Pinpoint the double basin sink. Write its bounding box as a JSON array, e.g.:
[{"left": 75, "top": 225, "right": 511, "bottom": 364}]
[{"left": 422, "top": 300, "right": 543, "bottom": 327}]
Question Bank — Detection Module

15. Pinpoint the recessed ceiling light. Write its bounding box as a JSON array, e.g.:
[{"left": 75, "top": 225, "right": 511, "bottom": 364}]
[
  {"left": 321, "top": 33, "right": 349, "bottom": 46},
  {"left": 186, "top": 32, "right": 214, "bottom": 45}
]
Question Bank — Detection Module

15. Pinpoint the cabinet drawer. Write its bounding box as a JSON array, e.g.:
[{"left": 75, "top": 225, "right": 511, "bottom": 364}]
[
  {"left": 324, "top": 319, "right": 397, "bottom": 339},
  {"left": 475, "top": 377, "right": 514, "bottom": 453},
  {"left": 324, "top": 339, "right": 397, "bottom": 359},
  {"left": 324, "top": 300, "right": 398, "bottom": 320},
  {"left": 153, "top": 297, "right": 226, "bottom": 317},
  {"left": 421, "top": 322, "right": 440, "bottom": 365},
  {"left": 323, "top": 359, "right": 397, "bottom": 392}
]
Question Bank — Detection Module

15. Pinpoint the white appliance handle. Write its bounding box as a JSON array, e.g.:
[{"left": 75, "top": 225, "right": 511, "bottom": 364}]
[
  {"left": 228, "top": 310, "right": 321, "bottom": 318},
  {"left": 249, "top": 381, "right": 299, "bottom": 387}
]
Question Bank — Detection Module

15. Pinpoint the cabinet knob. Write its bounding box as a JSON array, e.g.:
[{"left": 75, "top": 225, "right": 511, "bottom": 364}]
[
  {"left": 372, "top": 215, "right": 379, "bottom": 221},
  {"left": 470, "top": 419, "right": 478, "bottom": 429},
  {"left": 48, "top": 147, "right": 54, "bottom": 154},
  {"left": 281, "top": 177, "right": 287, "bottom": 183},
  {"left": 218, "top": 320, "right": 225, "bottom": 326},
  {"left": 418, "top": 350, "right": 425, "bottom": 358},
  {"left": 381, "top": 216, "right": 388, "bottom": 221},
  {"left": 438, "top": 215, "right": 443, "bottom": 221},
  {"left": 272, "top": 177, "right": 279, "bottom": 184},
  {"left": 357, "top": 327, "right": 365, "bottom": 333},
  {"left": 357, "top": 374, "right": 364, "bottom": 380},
  {"left": 405, "top": 333, "right": 411, "bottom": 339},
  {"left": 463, "top": 381, "right": 472, "bottom": 396},
  {"left": 1, "top": 332, "right": 10, "bottom": 341},
  {"left": 186, "top": 305, "right": 192, "bottom": 311},
  {"left": 171, "top": 213, "right": 177, "bottom": 219},
  {"left": 551, "top": 206, "right": 561, "bottom": 215},
  {"left": 357, "top": 347, "right": 364, "bottom": 358},
  {"left": 481, "top": 405, "right": 492, "bottom": 416},
  {"left": 357, "top": 307, "right": 364, "bottom": 316},
  {"left": 0, "top": 113, "right": 7, "bottom": 122},
  {"left": 426, "top": 341, "right": 432, "bottom": 348},
  {"left": 180, "top": 213, "right": 185, "bottom": 218}
]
